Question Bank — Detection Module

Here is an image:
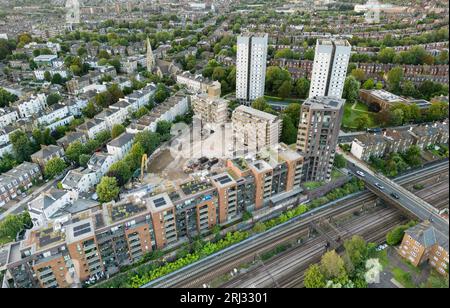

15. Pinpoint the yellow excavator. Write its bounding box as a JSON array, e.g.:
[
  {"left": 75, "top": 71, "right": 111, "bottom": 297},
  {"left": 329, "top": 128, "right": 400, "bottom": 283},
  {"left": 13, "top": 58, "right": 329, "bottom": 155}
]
[{"left": 140, "top": 154, "right": 149, "bottom": 182}]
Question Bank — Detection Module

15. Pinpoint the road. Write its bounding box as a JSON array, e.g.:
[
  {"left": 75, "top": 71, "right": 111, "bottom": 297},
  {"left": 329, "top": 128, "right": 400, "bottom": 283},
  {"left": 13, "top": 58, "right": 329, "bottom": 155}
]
[
  {"left": 341, "top": 150, "right": 449, "bottom": 234},
  {"left": 0, "top": 174, "right": 61, "bottom": 221}
]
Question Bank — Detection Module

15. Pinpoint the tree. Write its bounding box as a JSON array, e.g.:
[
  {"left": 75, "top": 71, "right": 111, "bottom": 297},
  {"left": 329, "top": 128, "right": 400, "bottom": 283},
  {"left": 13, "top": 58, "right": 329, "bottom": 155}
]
[
  {"left": 79, "top": 154, "right": 91, "bottom": 167},
  {"left": 320, "top": 250, "right": 346, "bottom": 280},
  {"left": 343, "top": 76, "right": 360, "bottom": 104},
  {"left": 154, "top": 84, "right": 169, "bottom": 104},
  {"left": 252, "top": 222, "right": 266, "bottom": 233},
  {"left": 278, "top": 80, "right": 292, "bottom": 99},
  {"left": 403, "top": 145, "right": 421, "bottom": 167},
  {"left": 65, "top": 141, "right": 85, "bottom": 164},
  {"left": 280, "top": 115, "right": 297, "bottom": 145},
  {"left": 134, "top": 131, "right": 161, "bottom": 155},
  {"left": 351, "top": 68, "right": 366, "bottom": 82},
  {"left": 44, "top": 157, "right": 67, "bottom": 179},
  {"left": 0, "top": 87, "right": 18, "bottom": 107},
  {"left": 0, "top": 212, "right": 32, "bottom": 243},
  {"left": 283, "top": 103, "right": 301, "bottom": 128},
  {"left": 362, "top": 79, "right": 375, "bottom": 90},
  {"left": 251, "top": 97, "right": 271, "bottom": 112},
  {"left": 82, "top": 101, "right": 99, "bottom": 118},
  {"left": 46, "top": 93, "right": 61, "bottom": 106},
  {"left": 295, "top": 78, "right": 310, "bottom": 99},
  {"left": 333, "top": 154, "right": 347, "bottom": 169},
  {"left": 378, "top": 47, "right": 396, "bottom": 64},
  {"left": 265, "top": 66, "right": 291, "bottom": 95},
  {"left": 304, "top": 264, "right": 326, "bottom": 288},
  {"left": 96, "top": 176, "right": 120, "bottom": 203},
  {"left": 111, "top": 124, "right": 125, "bottom": 139},
  {"left": 44, "top": 71, "right": 52, "bottom": 82},
  {"left": 51, "top": 73, "right": 64, "bottom": 85},
  {"left": 386, "top": 67, "right": 404, "bottom": 94},
  {"left": 354, "top": 114, "right": 370, "bottom": 130},
  {"left": 401, "top": 80, "right": 418, "bottom": 98},
  {"left": 107, "top": 84, "right": 124, "bottom": 103},
  {"left": 343, "top": 235, "right": 368, "bottom": 269},
  {"left": 386, "top": 225, "right": 408, "bottom": 246},
  {"left": 9, "top": 130, "right": 35, "bottom": 162},
  {"left": 108, "top": 161, "right": 132, "bottom": 186},
  {"left": 156, "top": 120, "right": 172, "bottom": 141},
  {"left": 391, "top": 108, "right": 405, "bottom": 126}
]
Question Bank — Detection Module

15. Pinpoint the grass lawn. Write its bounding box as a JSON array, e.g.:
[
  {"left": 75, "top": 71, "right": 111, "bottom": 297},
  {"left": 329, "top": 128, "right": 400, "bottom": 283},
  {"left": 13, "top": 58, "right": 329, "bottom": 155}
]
[
  {"left": 0, "top": 235, "right": 13, "bottom": 246},
  {"left": 375, "top": 249, "right": 389, "bottom": 269},
  {"left": 392, "top": 267, "right": 415, "bottom": 288},
  {"left": 421, "top": 270, "right": 449, "bottom": 288},
  {"left": 331, "top": 169, "right": 344, "bottom": 180},
  {"left": 342, "top": 102, "right": 378, "bottom": 130},
  {"left": 353, "top": 101, "right": 370, "bottom": 112},
  {"left": 264, "top": 95, "right": 302, "bottom": 104},
  {"left": 303, "top": 181, "right": 324, "bottom": 190}
]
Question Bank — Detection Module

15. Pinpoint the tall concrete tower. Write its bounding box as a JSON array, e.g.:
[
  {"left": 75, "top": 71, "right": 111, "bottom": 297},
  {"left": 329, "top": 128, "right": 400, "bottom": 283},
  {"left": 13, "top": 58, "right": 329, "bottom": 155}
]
[
  {"left": 236, "top": 33, "right": 268, "bottom": 104},
  {"left": 308, "top": 39, "right": 351, "bottom": 99}
]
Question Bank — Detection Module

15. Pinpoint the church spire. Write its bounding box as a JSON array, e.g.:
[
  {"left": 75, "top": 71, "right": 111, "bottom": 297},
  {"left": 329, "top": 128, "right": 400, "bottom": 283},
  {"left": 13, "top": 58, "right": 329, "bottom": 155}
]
[{"left": 146, "top": 37, "right": 155, "bottom": 72}]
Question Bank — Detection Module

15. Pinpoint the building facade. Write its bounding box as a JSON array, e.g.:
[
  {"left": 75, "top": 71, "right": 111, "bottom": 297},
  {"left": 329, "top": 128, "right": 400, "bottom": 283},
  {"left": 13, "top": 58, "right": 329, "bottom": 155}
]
[
  {"left": 236, "top": 33, "right": 268, "bottom": 103},
  {"left": 309, "top": 39, "right": 351, "bottom": 99},
  {"left": 296, "top": 96, "right": 344, "bottom": 182}
]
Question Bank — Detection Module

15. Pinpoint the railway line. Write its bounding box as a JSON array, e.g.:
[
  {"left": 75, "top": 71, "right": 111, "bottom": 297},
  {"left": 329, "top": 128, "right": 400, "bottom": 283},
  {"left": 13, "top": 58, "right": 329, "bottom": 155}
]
[
  {"left": 141, "top": 162, "right": 448, "bottom": 288},
  {"left": 220, "top": 178, "right": 448, "bottom": 289},
  {"left": 221, "top": 208, "right": 405, "bottom": 288}
]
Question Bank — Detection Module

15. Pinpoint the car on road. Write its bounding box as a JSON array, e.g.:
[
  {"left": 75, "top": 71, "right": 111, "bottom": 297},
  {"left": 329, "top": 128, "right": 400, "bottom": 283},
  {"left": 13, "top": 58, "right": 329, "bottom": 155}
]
[
  {"left": 375, "top": 182, "right": 384, "bottom": 190},
  {"left": 390, "top": 192, "right": 400, "bottom": 199},
  {"left": 356, "top": 171, "right": 365, "bottom": 177}
]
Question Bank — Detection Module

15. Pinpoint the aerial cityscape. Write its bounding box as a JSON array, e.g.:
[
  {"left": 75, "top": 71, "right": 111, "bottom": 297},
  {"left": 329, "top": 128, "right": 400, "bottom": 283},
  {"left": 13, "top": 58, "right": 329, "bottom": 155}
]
[{"left": 0, "top": 0, "right": 448, "bottom": 292}]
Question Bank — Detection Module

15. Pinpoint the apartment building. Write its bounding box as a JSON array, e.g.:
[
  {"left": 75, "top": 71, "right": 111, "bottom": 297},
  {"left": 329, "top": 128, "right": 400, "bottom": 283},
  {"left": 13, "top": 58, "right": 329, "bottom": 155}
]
[
  {"left": 94, "top": 108, "right": 128, "bottom": 131},
  {"left": 35, "top": 104, "right": 71, "bottom": 127},
  {"left": 125, "top": 83, "right": 157, "bottom": 112},
  {"left": 309, "top": 39, "right": 351, "bottom": 99},
  {"left": 296, "top": 96, "right": 344, "bottom": 182},
  {"left": 176, "top": 71, "right": 221, "bottom": 94},
  {"left": 61, "top": 167, "right": 98, "bottom": 193},
  {"left": 0, "top": 108, "right": 19, "bottom": 129},
  {"left": 232, "top": 105, "right": 282, "bottom": 154},
  {"left": 76, "top": 119, "right": 108, "bottom": 139},
  {"left": 409, "top": 123, "right": 448, "bottom": 149},
  {"left": 399, "top": 221, "right": 449, "bottom": 276},
  {"left": 191, "top": 92, "right": 229, "bottom": 124},
  {"left": 31, "top": 145, "right": 65, "bottom": 169},
  {"left": 106, "top": 133, "right": 135, "bottom": 160},
  {"left": 56, "top": 132, "right": 87, "bottom": 150},
  {"left": 147, "top": 193, "right": 178, "bottom": 248},
  {"left": 0, "top": 162, "right": 42, "bottom": 207},
  {"left": 351, "top": 122, "right": 449, "bottom": 161},
  {"left": 13, "top": 93, "right": 47, "bottom": 118},
  {"left": 351, "top": 134, "right": 388, "bottom": 162},
  {"left": 236, "top": 33, "right": 269, "bottom": 103}
]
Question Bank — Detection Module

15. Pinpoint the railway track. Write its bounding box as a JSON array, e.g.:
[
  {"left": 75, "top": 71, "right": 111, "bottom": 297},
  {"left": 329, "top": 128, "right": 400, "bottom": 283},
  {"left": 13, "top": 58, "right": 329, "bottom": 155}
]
[
  {"left": 142, "top": 162, "right": 448, "bottom": 288},
  {"left": 220, "top": 180, "right": 448, "bottom": 289},
  {"left": 221, "top": 208, "right": 404, "bottom": 288}
]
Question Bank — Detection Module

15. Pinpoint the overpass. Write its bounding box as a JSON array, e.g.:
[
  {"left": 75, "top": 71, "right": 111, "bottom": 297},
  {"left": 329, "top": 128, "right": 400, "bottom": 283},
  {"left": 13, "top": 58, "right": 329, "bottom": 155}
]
[{"left": 341, "top": 150, "right": 449, "bottom": 234}]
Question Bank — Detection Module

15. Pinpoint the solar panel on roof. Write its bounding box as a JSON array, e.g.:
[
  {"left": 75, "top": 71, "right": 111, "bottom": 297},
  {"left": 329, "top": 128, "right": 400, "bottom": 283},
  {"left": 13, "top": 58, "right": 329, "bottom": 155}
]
[
  {"left": 218, "top": 175, "right": 232, "bottom": 185},
  {"left": 154, "top": 197, "right": 167, "bottom": 208},
  {"left": 73, "top": 223, "right": 91, "bottom": 233},
  {"left": 74, "top": 226, "right": 92, "bottom": 238}
]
